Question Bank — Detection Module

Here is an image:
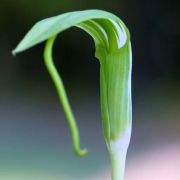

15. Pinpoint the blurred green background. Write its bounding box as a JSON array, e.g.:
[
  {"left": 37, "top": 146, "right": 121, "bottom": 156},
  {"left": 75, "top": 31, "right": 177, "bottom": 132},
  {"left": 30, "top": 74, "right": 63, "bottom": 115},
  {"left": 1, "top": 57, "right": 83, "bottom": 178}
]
[{"left": 0, "top": 0, "right": 180, "bottom": 179}]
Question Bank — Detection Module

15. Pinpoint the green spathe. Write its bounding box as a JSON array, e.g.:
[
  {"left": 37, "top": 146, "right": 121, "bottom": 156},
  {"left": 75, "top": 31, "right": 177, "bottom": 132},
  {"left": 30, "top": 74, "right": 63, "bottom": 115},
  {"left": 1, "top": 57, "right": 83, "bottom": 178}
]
[
  {"left": 12, "top": 9, "right": 130, "bottom": 54},
  {"left": 12, "top": 9, "right": 132, "bottom": 180},
  {"left": 97, "top": 43, "right": 132, "bottom": 143}
]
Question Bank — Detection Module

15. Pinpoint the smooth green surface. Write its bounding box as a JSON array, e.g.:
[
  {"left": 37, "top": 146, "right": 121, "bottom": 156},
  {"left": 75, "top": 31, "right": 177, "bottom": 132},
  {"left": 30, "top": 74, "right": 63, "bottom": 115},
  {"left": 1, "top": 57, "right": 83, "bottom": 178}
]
[
  {"left": 12, "top": 9, "right": 132, "bottom": 180},
  {"left": 12, "top": 10, "right": 129, "bottom": 55},
  {"left": 44, "top": 35, "right": 87, "bottom": 156}
]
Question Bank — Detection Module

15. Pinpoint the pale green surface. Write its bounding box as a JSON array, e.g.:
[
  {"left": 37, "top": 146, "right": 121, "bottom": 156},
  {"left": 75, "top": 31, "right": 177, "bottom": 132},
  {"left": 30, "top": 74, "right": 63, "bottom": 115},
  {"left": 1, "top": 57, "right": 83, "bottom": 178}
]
[
  {"left": 12, "top": 9, "right": 132, "bottom": 180},
  {"left": 44, "top": 35, "right": 87, "bottom": 156},
  {"left": 12, "top": 10, "right": 129, "bottom": 54}
]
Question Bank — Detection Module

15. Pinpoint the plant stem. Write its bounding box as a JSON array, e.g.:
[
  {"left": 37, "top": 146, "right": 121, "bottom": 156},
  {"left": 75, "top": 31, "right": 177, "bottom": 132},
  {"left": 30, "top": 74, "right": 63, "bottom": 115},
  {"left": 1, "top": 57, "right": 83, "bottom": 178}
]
[
  {"left": 110, "top": 147, "right": 127, "bottom": 180},
  {"left": 109, "top": 128, "right": 131, "bottom": 180}
]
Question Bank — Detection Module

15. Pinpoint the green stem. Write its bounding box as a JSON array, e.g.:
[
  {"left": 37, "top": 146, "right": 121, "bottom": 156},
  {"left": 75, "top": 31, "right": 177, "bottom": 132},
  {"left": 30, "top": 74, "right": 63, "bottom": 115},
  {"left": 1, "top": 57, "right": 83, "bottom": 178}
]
[
  {"left": 43, "top": 35, "right": 87, "bottom": 157},
  {"left": 110, "top": 148, "right": 127, "bottom": 180},
  {"left": 109, "top": 128, "right": 131, "bottom": 180}
]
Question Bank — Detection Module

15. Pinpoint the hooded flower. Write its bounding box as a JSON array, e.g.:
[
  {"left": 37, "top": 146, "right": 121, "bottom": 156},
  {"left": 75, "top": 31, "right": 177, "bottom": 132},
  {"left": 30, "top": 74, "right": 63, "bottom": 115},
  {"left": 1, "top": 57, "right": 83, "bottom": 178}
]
[{"left": 13, "top": 9, "right": 132, "bottom": 180}]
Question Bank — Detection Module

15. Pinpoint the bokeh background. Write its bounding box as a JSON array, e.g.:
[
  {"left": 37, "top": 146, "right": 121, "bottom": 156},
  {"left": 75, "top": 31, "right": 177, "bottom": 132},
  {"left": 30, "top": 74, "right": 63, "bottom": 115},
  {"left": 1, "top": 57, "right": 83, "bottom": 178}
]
[{"left": 0, "top": 0, "right": 180, "bottom": 179}]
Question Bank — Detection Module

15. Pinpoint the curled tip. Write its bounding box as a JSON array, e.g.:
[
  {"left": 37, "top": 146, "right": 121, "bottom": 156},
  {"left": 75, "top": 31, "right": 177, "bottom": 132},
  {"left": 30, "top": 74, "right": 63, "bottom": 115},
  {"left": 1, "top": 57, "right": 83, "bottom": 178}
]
[{"left": 74, "top": 148, "right": 88, "bottom": 157}]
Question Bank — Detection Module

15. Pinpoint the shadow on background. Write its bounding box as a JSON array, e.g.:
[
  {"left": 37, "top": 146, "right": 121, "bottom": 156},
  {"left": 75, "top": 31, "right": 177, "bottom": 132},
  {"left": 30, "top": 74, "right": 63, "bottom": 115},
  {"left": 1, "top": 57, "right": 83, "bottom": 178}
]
[{"left": 0, "top": 0, "right": 180, "bottom": 179}]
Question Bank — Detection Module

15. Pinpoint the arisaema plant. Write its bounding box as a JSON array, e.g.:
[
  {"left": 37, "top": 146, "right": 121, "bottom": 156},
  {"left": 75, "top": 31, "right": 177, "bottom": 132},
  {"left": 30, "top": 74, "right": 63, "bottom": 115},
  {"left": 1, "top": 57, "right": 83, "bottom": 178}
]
[{"left": 12, "top": 9, "right": 132, "bottom": 180}]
